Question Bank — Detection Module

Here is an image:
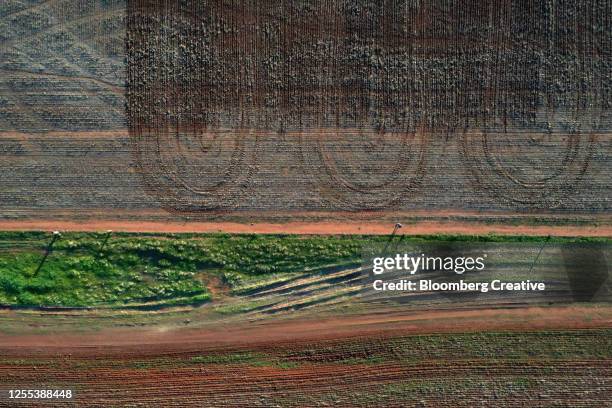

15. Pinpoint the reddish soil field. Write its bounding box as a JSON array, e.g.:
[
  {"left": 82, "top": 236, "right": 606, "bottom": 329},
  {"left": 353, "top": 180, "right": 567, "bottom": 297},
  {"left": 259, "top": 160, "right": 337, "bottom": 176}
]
[{"left": 1, "top": 306, "right": 610, "bottom": 407}]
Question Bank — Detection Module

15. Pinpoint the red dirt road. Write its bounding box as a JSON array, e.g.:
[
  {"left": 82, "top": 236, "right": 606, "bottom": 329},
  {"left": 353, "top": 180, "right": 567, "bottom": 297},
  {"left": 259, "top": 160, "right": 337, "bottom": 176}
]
[
  {"left": 1, "top": 306, "right": 610, "bottom": 407},
  {"left": 0, "top": 219, "right": 609, "bottom": 237},
  {"left": 2, "top": 305, "right": 610, "bottom": 350}
]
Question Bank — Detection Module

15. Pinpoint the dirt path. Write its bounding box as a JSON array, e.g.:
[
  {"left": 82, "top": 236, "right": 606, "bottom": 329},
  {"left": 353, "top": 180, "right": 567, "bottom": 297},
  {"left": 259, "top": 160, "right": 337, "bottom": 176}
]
[
  {"left": 0, "top": 219, "right": 609, "bottom": 236},
  {"left": 1, "top": 305, "right": 610, "bottom": 350},
  {"left": 1, "top": 306, "right": 609, "bottom": 408}
]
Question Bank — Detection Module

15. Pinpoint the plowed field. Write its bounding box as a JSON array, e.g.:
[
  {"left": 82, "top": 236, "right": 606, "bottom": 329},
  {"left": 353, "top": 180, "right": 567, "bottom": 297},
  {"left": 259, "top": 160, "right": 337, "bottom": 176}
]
[{"left": 1, "top": 306, "right": 611, "bottom": 407}]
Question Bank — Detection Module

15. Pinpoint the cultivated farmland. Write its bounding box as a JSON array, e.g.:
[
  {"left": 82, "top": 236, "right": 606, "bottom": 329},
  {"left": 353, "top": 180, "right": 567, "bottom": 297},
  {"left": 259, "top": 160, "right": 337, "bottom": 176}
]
[
  {"left": 1, "top": 0, "right": 610, "bottom": 226},
  {"left": 1, "top": 322, "right": 610, "bottom": 407}
]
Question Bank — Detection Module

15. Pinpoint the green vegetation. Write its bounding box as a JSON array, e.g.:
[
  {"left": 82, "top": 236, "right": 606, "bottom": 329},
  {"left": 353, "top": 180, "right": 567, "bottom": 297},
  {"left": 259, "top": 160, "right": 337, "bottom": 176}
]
[
  {"left": 189, "top": 352, "right": 299, "bottom": 369},
  {"left": 337, "top": 356, "right": 387, "bottom": 365},
  {"left": 0, "top": 232, "right": 606, "bottom": 307},
  {"left": 305, "top": 330, "right": 612, "bottom": 364},
  {"left": 189, "top": 352, "right": 267, "bottom": 365},
  {"left": 0, "top": 232, "right": 367, "bottom": 307},
  {"left": 212, "top": 299, "right": 274, "bottom": 315}
]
